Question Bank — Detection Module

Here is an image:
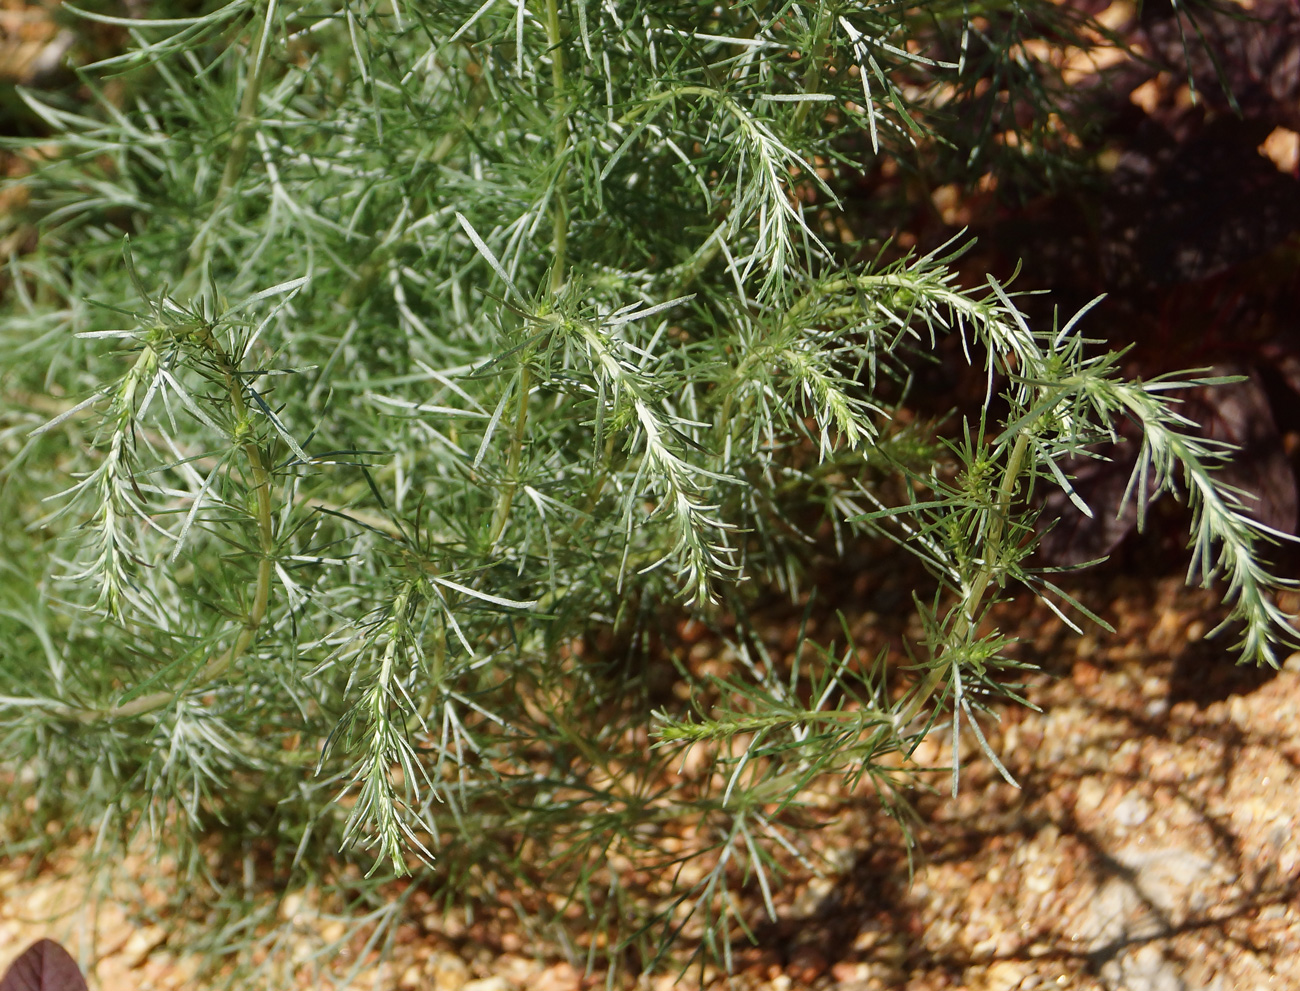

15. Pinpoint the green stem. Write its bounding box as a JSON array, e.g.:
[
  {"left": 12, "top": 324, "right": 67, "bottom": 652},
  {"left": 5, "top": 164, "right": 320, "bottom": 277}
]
[
  {"left": 487, "top": 365, "right": 532, "bottom": 548},
  {"left": 544, "top": 0, "right": 569, "bottom": 295},
  {"left": 897, "top": 429, "right": 1032, "bottom": 729},
  {"left": 183, "top": 0, "right": 276, "bottom": 285},
  {"left": 616, "top": 84, "right": 717, "bottom": 126},
  {"left": 791, "top": 5, "right": 831, "bottom": 132},
  {"left": 578, "top": 431, "right": 619, "bottom": 517},
  {"left": 489, "top": 0, "right": 568, "bottom": 545},
  {"left": 67, "top": 332, "right": 277, "bottom": 723},
  {"left": 218, "top": 1, "right": 276, "bottom": 208}
]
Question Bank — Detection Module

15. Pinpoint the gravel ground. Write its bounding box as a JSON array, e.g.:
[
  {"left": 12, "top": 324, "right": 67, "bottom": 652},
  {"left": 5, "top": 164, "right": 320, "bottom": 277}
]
[
  {"left": 4, "top": 0, "right": 1298, "bottom": 987},
  {"left": 3, "top": 579, "right": 1298, "bottom": 991}
]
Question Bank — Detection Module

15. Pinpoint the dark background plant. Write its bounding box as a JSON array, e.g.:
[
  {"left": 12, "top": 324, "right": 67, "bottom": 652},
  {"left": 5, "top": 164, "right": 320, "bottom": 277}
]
[{"left": 0, "top": 0, "right": 1296, "bottom": 983}]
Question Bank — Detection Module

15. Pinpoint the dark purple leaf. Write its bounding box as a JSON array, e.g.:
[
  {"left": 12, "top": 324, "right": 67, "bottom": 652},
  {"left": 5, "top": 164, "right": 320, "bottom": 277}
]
[
  {"left": 0, "top": 941, "right": 88, "bottom": 991},
  {"left": 1141, "top": 0, "right": 1300, "bottom": 129},
  {"left": 1036, "top": 417, "right": 1149, "bottom": 567},
  {"left": 1036, "top": 364, "right": 1298, "bottom": 567},
  {"left": 1179, "top": 364, "right": 1298, "bottom": 536},
  {"left": 1103, "top": 117, "right": 1300, "bottom": 288},
  {"left": 1259, "top": 335, "right": 1300, "bottom": 409}
]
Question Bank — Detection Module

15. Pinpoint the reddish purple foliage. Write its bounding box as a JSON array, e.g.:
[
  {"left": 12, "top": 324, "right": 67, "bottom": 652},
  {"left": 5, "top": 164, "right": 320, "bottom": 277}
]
[{"left": 0, "top": 941, "right": 88, "bottom": 991}]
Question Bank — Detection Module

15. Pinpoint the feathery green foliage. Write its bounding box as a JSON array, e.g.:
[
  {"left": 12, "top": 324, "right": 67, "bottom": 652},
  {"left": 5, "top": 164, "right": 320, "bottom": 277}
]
[{"left": 0, "top": 0, "right": 1294, "bottom": 982}]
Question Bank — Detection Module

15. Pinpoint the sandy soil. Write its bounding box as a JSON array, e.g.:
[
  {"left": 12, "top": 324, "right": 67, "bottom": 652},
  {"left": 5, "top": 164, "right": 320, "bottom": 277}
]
[{"left": 3, "top": 578, "right": 1298, "bottom": 991}]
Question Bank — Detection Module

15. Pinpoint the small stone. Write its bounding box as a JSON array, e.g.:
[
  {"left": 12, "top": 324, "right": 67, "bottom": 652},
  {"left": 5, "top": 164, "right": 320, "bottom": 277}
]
[
  {"left": 462, "top": 977, "right": 510, "bottom": 991},
  {"left": 426, "top": 951, "right": 470, "bottom": 991},
  {"left": 791, "top": 875, "right": 837, "bottom": 915},
  {"left": 1115, "top": 944, "right": 1182, "bottom": 991},
  {"left": 787, "top": 946, "right": 828, "bottom": 983},
  {"left": 1075, "top": 777, "right": 1107, "bottom": 815},
  {"left": 1073, "top": 659, "right": 1100, "bottom": 687},
  {"left": 1111, "top": 793, "right": 1151, "bottom": 827},
  {"left": 120, "top": 925, "right": 167, "bottom": 968},
  {"left": 94, "top": 905, "right": 135, "bottom": 956},
  {"left": 831, "top": 961, "right": 869, "bottom": 983},
  {"left": 534, "top": 962, "right": 581, "bottom": 991},
  {"left": 982, "top": 960, "right": 1030, "bottom": 990},
  {"left": 278, "top": 892, "right": 303, "bottom": 922}
]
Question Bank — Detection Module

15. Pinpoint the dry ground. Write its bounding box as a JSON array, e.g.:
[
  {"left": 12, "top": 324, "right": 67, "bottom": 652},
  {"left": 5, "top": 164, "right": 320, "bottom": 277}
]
[
  {"left": 3, "top": 578, "right": 1299, "bottom": 991},
  {"left": 4, "top": 1, "right": 1300, "bottom": 989}
]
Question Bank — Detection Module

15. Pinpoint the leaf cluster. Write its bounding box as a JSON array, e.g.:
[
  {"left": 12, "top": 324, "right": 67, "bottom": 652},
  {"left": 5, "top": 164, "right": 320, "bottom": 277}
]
[{"left": 0, "top": 0, "right": 1294, "bottom": 982}]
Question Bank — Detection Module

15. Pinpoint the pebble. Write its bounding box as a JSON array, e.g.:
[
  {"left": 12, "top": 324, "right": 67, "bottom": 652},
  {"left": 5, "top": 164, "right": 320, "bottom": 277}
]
[
  {"left": 462, "top": 977, "right": 510, "bottom": 991},
  {"left": 426, "top": 951, "right": 470, "bottom": 991}
]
